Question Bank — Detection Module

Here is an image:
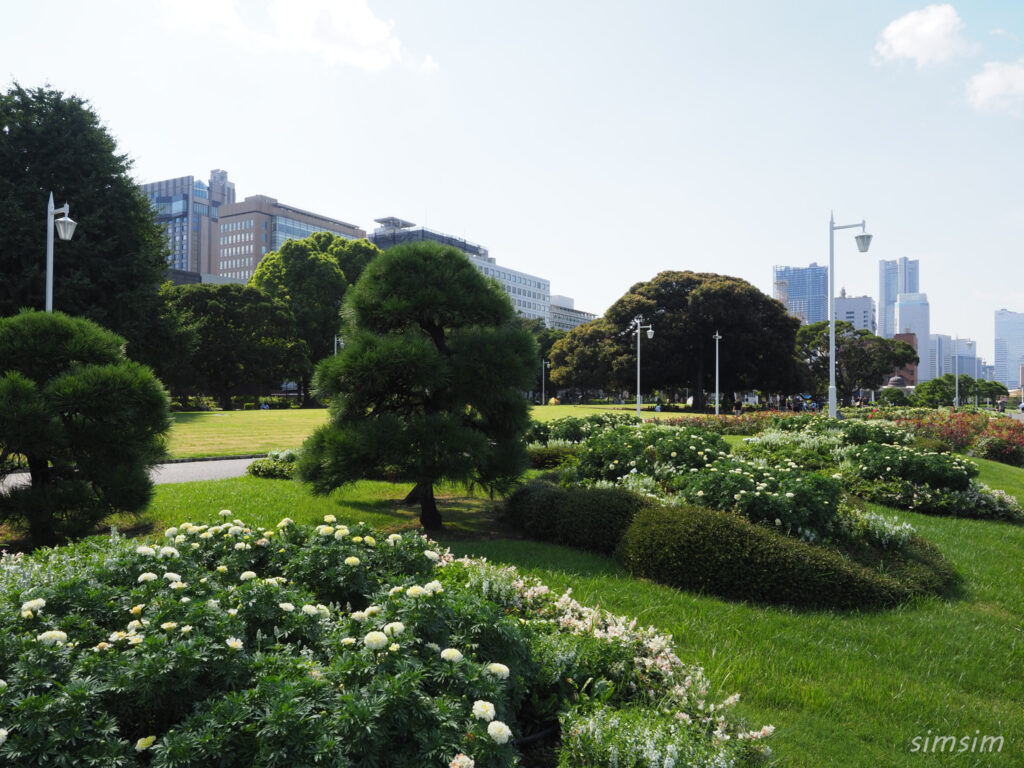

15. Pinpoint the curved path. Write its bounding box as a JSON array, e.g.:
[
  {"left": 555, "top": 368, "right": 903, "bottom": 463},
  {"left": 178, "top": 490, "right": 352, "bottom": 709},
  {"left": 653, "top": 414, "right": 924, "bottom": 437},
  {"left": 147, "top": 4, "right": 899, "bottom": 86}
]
[{"left": 2, "top": 457, "right": 257, "bottom": 492}]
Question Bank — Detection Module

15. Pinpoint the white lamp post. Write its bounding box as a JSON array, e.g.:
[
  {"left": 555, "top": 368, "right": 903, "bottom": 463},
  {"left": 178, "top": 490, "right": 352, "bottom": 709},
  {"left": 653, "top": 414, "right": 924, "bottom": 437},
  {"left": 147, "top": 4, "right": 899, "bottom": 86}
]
[
  {"left": 828, "top": 211, "right": 872, "bottom": 418},
  {"left": 540, "top": 359, "right": 550, "bottom": 405},
  {"left": 45, "top": 191, "right": 78, "bottom": 312},
  {"left": 630, "top": 315, "right": 654, "bottom": 419},
  {"left": 954, "top": 336, "right": 960, "bottom": 408},
  {"left": 713, "top": 330, "right": 722, "bottom": 416}
]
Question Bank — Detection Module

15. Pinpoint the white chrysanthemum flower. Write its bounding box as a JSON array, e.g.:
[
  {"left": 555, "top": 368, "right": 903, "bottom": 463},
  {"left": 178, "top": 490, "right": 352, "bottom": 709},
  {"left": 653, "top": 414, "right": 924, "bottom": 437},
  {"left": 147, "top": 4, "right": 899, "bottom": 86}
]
[
  {"left": 225, "top": 637, "right": 244, "bottom": 650},
  {"left": 487, "top": 720, "right": 512, "bottom": 744},
  {"left": 36, "top": 630, "right": 68, "bottom": 646},
  {"left": 0, "top": 679, "right": 7, "bottom": 690},
  {"left": 163, "top": 572, "right": 181, "bottom": 582},
  {"left": 109, "top": 630, "right": 127, "bottom": 642},
  {"left": 365, "top": 606, "right": 380, "bottom": 617},
  {"left": 169, "top": 581, "right": 187, "bottom": 591},
  {"left": 161, "top": 622, "right": 178, "bottom": 631},
  {"left": 159, "top": 546, "right": 179, "bottom": 558},
  {"left": 239, "top": 571, "right": 257, "bottom": 581},
  {"left": 277, "top": 517, "right": 293, "bottom": 528},
  {"left": 164, "top": 527, "right": 178, "bottom": 538},
  {"left": 216, "top": 565, "right": 228, "bottom": 573},
  {"left": 440, "top": 648, "right": 463, "bottom": 662},
  {"left": 219, "top": 509, "right": 233, "bottom": 517},
  {"left": 316, "top": 525, "right": 334, "bottom": 536},
  {"left": 406, "top": 585, "right": 425, "bottom": 598},
  {"left": 351, "top": 610, "right": 368, "bottom": 622},
  {"left": 335, "top": 526, "right": 350, "bottom": 537},
  {"left": 424, "top": 580, "right": 443, "bottom": 595},
  {"left": 383, "top": 621, "right": 405, "bottom": 636},
  {"left": 301, "top": 604, "right": 319, "bottom": 616},
  {"left": 472, "top": 700, "right": 496, "bottom": 721},
  {"left": 233, "top": 542, "right": 249, "bottom": 551},
  {"left": 344, "top": 556, "right": 360, "bottom": 566},
  {"left": 317, "top": 604, "right": 329, "bottom": 616},
  {"left": 363, "top": 631, "right": 388, "bottom": 650},
  {"left": 279, "top": 602, "right": 295, "bottom": 612},
  {"left": 93, "top": 642, "right": 110, "bottom": 652},
  {"left": 449, "top": 754, "right": 474, "bottom": 768},
  {"left": 135, "top": 735, "right": 156, "bottom": 752},
  {"left": 20, "top": 598, "right": 45, "bottom": 612},
  {"left": 341, "top": 637, "right": 357, "bottom": 645},
  {"left": 389, "top": 585, "right": 404, "bottom": 596},
  {"left": 137, "top": 572, "right": 157, "bottom": 583},
  {"left": 387, "top": 533, "right": 402, "bottom": 546},
  {"left": 351, "top": 536, "right": 363, "bottom": 544},
  {"left": 424, "top": 550, "right": 440, "bottom": 562},
  {"left": 136, "top": 546, "right": 156, "bottom": 556},
  {"left": 485, "top": 662, "right": 510, "bottom": 679},
  {"left": 227, "top": 608, "right": 238, "bottom": 616},
  {"left": 364, "top": 536, "right": 376, "bottom": 546},
  {"left": 181, "top": 625, "right": 192, "bottom": 634}
]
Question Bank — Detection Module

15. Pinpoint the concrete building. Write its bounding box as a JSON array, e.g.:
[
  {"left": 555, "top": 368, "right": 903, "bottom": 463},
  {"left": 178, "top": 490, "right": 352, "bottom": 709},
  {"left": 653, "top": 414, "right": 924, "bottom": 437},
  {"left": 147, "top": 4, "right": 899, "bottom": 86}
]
[
  {"left": 216, "top": 196, "right": 365, "bottom": 281},
  {"left": 893, "top": 332, "right": 918, "bottom": 386},
  {"left": 549, "top": 295, "right": 597, "bottom": 331},
  {"left": 142, "top": 169, "right": 235, "bottom": 273},
  {"left": 897, "top": 293, "right": 931, "bottom": 381},
  {"left": 994, "top": 309, "right": 1024, "bottom": 390},
  {"left": 930, "top": 334, "right": 952, "bottom": 378},
  {"left": 932, "top": 334, "right": 980, "bottom": 379},
  {"left": 878, "top": 257, "right": 919, "bottom": 339},
  {"left": 773, "top": 262, "right": 828, "bottom": 324},
  {"left": 370, "top": 217, "right": 552, "bottom": 325},
  {"left": 833, "top": 290, "right": 876, "bottom": 333}
]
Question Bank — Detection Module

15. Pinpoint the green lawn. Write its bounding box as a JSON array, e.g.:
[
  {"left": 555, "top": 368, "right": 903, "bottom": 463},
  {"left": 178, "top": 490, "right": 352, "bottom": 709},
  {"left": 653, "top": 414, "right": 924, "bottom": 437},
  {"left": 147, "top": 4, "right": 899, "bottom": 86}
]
[
  {"left": 122, "top": 459, "right": 1024, "bottom": 768},
  {"left": 165, "top": 405, "right": 642, "bottom": 458}
]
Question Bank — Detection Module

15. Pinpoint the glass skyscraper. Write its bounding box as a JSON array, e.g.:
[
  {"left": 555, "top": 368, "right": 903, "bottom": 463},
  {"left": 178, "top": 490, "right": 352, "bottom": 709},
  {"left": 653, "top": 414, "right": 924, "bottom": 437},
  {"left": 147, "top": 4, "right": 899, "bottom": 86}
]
[
  {"left": 995, "top": 309, "right": 1024, "bottom": 390},
  {"left": 878, "top": 257, "right": 919, "bottom": 338},
  {"left": 772, "top": 262, "right": 828, "bottom": 325}
]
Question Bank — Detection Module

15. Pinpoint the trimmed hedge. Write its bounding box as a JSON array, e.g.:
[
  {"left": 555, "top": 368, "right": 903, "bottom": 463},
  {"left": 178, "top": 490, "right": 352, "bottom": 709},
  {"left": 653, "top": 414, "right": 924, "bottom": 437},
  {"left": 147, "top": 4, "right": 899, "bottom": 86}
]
[
  {"left": 619, "top": 504, "right": 952, "bottom": 609},
  {"left": 504, "top": 480, "right": 650, "bottom": 555}
]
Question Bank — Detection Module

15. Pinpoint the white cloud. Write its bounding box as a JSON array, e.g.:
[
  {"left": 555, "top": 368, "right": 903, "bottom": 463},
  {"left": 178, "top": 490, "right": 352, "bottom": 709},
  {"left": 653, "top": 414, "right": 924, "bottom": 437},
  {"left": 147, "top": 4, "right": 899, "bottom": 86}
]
[
  {"left": 875, "top": 4, "right": 978, "bottom": 68},
  {"left": 157, "top": 0, "right": 431, "bottom": 73},
  {"left": 967, "top": 59, "right": 1024, "bottom": 113}
]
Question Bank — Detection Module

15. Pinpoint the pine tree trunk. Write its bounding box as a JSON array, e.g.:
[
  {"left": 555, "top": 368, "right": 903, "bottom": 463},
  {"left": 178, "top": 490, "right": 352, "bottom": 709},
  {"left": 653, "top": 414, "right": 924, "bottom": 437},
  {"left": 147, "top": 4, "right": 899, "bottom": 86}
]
[{"left": 418, "top": 483, "right": 442, "bottom": 531}]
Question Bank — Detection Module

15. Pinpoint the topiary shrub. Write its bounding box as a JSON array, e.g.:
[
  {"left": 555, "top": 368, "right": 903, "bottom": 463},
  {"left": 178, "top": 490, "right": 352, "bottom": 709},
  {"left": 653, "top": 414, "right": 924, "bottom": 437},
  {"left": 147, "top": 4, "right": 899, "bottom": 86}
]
[
  {"left": 525, "top": 440, "right": 580, "bottom": 469},
  {"left": 619, "top": 504, "right": 921, "bottom": 609},
  {"left": 0, "top": 310, "right": 170, "bottom": 547},
  {"left": 504, "top": 481, "right": 650, "bottom": 555},
  {"left": 246, "top": 449, "right": 301, "bottom": 480}
]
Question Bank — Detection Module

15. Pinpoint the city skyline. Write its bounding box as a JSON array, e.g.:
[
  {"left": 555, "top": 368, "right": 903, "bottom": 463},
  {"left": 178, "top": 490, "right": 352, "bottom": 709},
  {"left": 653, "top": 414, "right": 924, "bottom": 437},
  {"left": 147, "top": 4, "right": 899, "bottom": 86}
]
[{"left": 4, "top": 1, "right": 1024, "bottom": 360}]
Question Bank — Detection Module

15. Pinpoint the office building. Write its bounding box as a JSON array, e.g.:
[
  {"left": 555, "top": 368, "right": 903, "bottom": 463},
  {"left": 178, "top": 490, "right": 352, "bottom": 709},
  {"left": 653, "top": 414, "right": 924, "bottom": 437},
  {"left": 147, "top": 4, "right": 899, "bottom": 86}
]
[
  {"left": 549, "top": 295, "right": 597, "bottom": 331},
  {"left": 878, "top": 257, "right": 919, "bottom": 338},
  {"left": 773, "top": 263, "right": 828, "bottom": 324},
  {"left": 834, "top": 290, "right": 876, "bottom": 333},
  {"left": 216, "top": 196, "right": 365, "bottom": 281},
  {"left": 893, "top": 332, "right": 918, "bottom": 386},
  {"left": 897, "top": 293, "right": 931, "bottom": 381},
  {"left": 371, "top": 217, "right": 552, "bottom": 325},
  {"left": 930, "top": 334, "right": 952, "bottom": 378},
  {"left": 142, "top": 169, "right": 235, "bottom": 273},
  {"left": 994, "top": 309, "right": 1024, "bottom": 390}
]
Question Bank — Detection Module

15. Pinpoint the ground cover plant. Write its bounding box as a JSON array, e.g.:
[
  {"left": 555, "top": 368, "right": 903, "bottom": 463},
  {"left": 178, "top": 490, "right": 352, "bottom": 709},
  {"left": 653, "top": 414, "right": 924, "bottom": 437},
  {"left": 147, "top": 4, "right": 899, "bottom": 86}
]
[{"left": 0, "top": 514, "right": 771, "bottom": 767}]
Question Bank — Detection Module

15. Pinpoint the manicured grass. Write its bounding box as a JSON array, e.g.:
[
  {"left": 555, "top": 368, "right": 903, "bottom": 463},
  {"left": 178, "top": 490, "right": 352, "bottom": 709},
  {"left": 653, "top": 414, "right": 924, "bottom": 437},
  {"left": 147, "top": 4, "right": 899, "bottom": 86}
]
[
  {"left": 127, "top": 471, "right": 1024, "bottom": 767},
  {"left": 166, "top": 409, "right": 329, "bottom": 458}
]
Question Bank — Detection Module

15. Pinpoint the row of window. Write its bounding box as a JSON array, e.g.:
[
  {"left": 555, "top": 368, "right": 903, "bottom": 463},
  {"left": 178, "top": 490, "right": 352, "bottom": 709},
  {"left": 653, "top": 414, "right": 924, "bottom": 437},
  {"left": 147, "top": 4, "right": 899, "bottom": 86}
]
[
  {"left": 480, "top": 265, "right": 548, "bottom": 291},
  {"left": 223, "top": 245, "right": 254, "bottom": 258},
  {"left": 221, "top": 219, "right": 260, "bottom": 232},
  {"left": 221, "top": 257, "right": 254, "bottom": 270},
  {"left": 220, "top": 232, "right": 266, "bottom": 245}
]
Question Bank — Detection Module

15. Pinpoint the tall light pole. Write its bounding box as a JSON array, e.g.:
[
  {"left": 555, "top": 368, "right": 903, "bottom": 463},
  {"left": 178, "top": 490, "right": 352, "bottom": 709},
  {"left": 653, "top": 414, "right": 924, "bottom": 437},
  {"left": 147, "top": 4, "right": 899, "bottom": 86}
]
[
  {"left": 713, "top": 330, "right": 722, "bottom": 416},
  {"left": 954, "top": 336, "right": 960, "bottom": 408},
  {"left": 45, "top": 192, "right": 78, "bottom": 312},
  {"left": 828, "top": 212, "right": 872, "bottom": 418},
  {"left": 540, "top": 359, "right": 550, "bottom": 405},
  {"left": 630, "top": 315, "right": 654, "bottom": 419}
]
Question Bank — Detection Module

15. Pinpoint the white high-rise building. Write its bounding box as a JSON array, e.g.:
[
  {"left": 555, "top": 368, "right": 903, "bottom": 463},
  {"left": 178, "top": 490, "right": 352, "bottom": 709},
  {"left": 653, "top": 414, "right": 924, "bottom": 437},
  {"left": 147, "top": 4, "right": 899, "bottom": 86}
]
[
  {"left": 994, "top": 309, "right": 1024, "bottom": 390},
  {"left": 897, "top": 293, "right": 931, "bottom": 381},
  {"left": 878, "top": 258, "right": 919, "bottom": 339},
  {"left": 834, "top": 290, "right": 876, "bottom": 333}
]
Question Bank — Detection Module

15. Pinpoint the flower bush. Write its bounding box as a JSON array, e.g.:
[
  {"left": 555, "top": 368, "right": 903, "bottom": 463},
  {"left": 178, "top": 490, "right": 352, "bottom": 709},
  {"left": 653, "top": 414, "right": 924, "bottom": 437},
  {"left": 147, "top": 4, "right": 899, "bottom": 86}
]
[
  {"left": 970, "top": 418, "right": 1024, "bottom": 467},
  {"left": 841, "top": 443, "right": 977, "bottom": 492},
  {"left": 0, "top": 515, "right": 770, "bottom": 767},
  {"left": 570, "top": 423, "right": 729, "bottom": 484},
  {"left": 523, "top": 413, "right": 638, "bottom": 446},
  {"left": 896, "top": 410, "right": 990, "bottom": 452},
  {"left": 246, "top": 448, "right": 300, "bottom": 480}
]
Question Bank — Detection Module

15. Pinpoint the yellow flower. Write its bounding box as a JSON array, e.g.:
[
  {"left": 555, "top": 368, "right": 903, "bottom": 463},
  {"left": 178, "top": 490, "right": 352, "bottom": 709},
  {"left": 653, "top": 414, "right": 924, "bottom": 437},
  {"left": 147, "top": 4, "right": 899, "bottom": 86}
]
[
  {"left": 135, "top": 736, "right": 157, "bottom": 752},
  {"left": 130, "top": 604, "right": 144, "bottom": 615}
]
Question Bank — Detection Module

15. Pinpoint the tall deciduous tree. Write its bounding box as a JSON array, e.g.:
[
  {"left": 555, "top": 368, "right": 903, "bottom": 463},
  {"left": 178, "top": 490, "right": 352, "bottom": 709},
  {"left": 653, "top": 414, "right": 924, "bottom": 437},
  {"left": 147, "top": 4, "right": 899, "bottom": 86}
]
[
  {"left": 795, "top": 321, "right": 918, "bottom": 404},
  {"left": 249, "top": 235, "right": 349, "bottom": 404},
  {"left": 0, "top": 85, "right": 168, "bottom": 363},
  {"left": 599, "top": 271, "right": 801, "bottom": 409},
  {"left": 162, "top": 284, "right": 307, "bottom": 410},
  {"left": 549, "top": 319, "right": 617, "bottom": 398},
  {"left": 298, "top": 241, "right": 536, "bottom": 530},
  {"left": 0, "top": 311, "right": 170, "bottom": 547}
]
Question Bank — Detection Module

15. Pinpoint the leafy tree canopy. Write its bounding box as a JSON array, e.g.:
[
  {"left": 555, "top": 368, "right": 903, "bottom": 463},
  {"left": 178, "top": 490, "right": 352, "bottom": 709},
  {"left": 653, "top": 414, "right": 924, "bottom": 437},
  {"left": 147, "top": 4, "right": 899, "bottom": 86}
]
[
  {"left": 0, "top": 84, "right": 168, "bottom": 364},
  {"left": 599, "top": 271, "right": 801, "bottom": 408},
  {"left": 298, "top": 241, "right": 537, "bottom": 530},
  {"left": 796, "top": 321, "right": 918, "bottom": 404},
  {"left": 0, "top": 311, "right": 170, "bottom": 547},
  {"left": 549, "top": 318, "right": 618, "bottom": 395},
  {"left": 161, "top": 284, "right": 307, "bottom": 409}
]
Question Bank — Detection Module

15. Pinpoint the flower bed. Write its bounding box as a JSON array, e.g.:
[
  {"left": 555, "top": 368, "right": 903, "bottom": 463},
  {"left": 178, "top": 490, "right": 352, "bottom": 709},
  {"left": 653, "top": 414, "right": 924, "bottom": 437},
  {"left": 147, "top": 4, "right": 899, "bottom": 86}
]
[{"left": 0, "top": 515, "right": 770, "bottom": 767}]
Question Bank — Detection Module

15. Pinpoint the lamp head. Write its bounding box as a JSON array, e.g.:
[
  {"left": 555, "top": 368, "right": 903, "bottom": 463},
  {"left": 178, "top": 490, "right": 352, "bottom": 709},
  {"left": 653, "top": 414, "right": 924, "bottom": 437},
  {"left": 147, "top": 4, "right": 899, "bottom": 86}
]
[
  {"left": 646, "top": 329, "right": 654, "bottom": 339},
  {"left": 854, "top": 233, "right": 872, "bottom": 253},
  {"left": 54, "top": 215, "right": 77, "bottom": 241}
]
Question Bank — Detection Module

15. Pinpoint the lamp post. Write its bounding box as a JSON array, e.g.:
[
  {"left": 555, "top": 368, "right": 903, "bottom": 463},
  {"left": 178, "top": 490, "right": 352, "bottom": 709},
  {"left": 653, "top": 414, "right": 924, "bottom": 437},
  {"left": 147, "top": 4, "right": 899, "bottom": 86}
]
[
  {"left": 45, "top": 192, "right": 78, "bottom": 312},
  {"left": 540, "top": 359, "right": 550, "bottom": 405},
  {"left": 954, "top": 336, "right": 960, "bottom": 408},
  {"left": 630, "top": 315, "right": 654, "bottom": 419},
  {"left": 713, "top": 330, "right": 722, "bottom": 416},
  {"left": 828, "top": 212, "right": 872, "bottom": 418}
]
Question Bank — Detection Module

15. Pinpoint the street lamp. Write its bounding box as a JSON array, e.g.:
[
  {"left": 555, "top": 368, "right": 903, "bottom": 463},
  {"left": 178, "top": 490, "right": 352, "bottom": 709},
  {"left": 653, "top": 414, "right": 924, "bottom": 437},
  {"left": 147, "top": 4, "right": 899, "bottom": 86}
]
[
  {"left": 630, "top": 315, "right": 654, "bottom": 419},
  {"left": 828, "top": 212, "right": 871, "bottom": 418},
  {"left": 45, "top": 191, "right": 77, "bottom": 312},
  {"left": 540, "top": 359, "right": 550, "bottom": 405},
  {"left": 713, "top": 330, "right": 722, "bottom": 416}
]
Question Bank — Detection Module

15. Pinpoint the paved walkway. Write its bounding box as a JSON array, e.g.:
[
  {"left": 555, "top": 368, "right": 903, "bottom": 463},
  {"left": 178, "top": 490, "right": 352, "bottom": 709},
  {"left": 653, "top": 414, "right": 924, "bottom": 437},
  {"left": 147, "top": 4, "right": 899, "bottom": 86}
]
[{"left": 2, "top": 457, "right": 257, "bottom": 492}]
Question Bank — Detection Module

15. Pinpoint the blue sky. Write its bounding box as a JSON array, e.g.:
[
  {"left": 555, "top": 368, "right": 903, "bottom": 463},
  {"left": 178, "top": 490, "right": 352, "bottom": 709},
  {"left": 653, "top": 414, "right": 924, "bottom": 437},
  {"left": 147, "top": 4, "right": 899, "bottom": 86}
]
[{"left": 4, "top": 1, "right": 1024, "bottom": 363}]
